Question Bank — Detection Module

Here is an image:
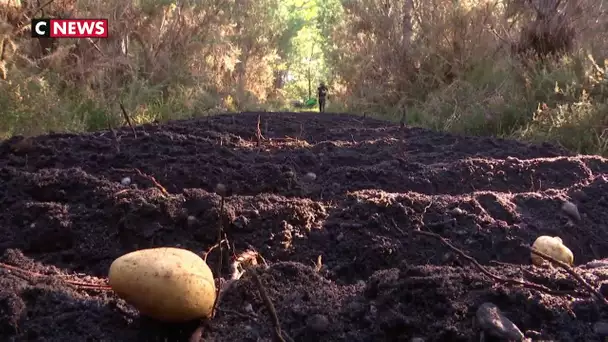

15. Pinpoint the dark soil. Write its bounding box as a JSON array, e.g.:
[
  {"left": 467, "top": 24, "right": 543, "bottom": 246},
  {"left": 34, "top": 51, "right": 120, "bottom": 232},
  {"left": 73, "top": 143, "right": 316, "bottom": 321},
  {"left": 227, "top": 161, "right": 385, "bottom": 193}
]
[{"left": 1, "top": 112, "right": 608, "bottom": 342}]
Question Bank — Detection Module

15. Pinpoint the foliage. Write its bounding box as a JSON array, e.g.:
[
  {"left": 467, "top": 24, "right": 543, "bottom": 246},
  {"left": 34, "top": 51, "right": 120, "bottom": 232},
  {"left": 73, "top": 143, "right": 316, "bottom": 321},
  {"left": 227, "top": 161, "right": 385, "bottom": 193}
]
[
  {"left": 321, "top": 0, "right": 608, "bottom": 156},
  {"left": 0, "top": 0, "right": 298, "bottom": 135},
  {"left": 2, "top": 0, "right": 608, "bottom": 157}
]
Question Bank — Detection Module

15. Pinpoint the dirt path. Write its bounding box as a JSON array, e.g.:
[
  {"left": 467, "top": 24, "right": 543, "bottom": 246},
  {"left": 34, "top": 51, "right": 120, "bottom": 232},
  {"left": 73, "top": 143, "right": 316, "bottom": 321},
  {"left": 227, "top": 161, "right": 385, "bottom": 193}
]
[{"left": 1, "top": 112, "right": 608, "bottom": 341}]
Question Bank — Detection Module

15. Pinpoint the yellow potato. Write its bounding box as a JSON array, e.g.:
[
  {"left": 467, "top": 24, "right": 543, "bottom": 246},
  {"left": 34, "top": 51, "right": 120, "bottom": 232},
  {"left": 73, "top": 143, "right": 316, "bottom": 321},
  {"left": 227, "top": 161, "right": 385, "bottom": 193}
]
[
  {"left": 108, "top": 247, "right": 216, "bottom": 322},
  {"left": 531, "top": 235, "right": 574, "bottom": 266}
]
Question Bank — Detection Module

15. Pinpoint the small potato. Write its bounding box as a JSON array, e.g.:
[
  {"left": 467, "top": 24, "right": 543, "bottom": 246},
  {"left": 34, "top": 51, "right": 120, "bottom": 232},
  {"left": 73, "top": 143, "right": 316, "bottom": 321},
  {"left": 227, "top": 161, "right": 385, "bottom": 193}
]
[
  {"left": 531, "top": 235, "right": 574, "bottom": 266},
  {"left": 108, "top": 247, "right": 216, "bottom": 322}
]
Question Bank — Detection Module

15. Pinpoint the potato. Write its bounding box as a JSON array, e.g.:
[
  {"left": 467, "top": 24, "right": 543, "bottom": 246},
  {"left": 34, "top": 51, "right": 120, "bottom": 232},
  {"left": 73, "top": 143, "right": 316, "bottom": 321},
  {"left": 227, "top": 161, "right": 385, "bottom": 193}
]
[
  {"left": 531, "top": 235, "right": 574, "bottom": 266},
  {"left": 108, "top": 247, "right": 216, "bottom": 322}
]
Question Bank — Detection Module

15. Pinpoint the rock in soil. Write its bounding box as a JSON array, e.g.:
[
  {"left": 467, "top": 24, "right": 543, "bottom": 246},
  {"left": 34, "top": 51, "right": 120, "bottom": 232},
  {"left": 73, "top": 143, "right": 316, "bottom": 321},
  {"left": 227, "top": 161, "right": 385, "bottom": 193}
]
[
  {"left": 476, "top": 302, "right": 524, "bottom": 341},
  {"left": 1, "top": 112, "right": 608, "bottom": 341}
]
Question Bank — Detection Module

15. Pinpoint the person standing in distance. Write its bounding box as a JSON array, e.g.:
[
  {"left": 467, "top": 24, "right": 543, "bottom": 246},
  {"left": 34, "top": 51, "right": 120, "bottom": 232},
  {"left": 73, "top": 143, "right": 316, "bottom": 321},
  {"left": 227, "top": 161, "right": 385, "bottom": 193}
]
[{"left": 317, "top": 82, "right": 328, "bottom": 113}]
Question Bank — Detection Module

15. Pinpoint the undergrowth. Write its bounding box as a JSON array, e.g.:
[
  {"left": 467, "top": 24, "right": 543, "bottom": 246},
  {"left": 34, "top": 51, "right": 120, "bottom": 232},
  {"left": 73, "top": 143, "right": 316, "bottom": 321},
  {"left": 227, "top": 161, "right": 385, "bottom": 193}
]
[
  {"left": 1, "top": 0, "right": 608, "bottom": 157},
  {"left": 323, "top": 0, "right": 608, "bottom": 156}
]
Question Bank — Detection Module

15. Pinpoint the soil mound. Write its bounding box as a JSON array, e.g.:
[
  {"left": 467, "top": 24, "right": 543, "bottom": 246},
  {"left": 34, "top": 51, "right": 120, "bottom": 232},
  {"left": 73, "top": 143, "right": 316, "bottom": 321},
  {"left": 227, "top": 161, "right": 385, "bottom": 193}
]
[{"left": 1, "top": 112, "right": 608, "bottom": 341}]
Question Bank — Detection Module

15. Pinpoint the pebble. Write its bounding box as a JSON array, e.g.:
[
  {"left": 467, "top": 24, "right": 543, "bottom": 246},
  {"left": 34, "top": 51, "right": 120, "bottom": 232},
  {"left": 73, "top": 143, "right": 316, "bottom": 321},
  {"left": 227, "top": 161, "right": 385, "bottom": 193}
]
[
  {"left": 524, "top": 330, "right": 542, "bottom": 339},
  {"left": 561, "top": 201, "right": 581, "bottom": 221},
  {"left": 120, "top": 177, "right": 131, "bottom": 185},
  {"left": 594, "top": 321, "right": 608, "bottom": 336},
  {"left": 186, "top": 215, "right": 197, "bottom": 227},
  {"left": 369, "top": 304, "right": 378, "bottom": 316},
  {"left": 451, "top": 207, "right": 465, "bottom": 216},
  {"left": 306, "top": 314, "right": 330, "bottom": 333},
  {"left": 476, "top": 302, "right": 524, "bottom": 341},
  {"left": 303, "top": 172, "right": 317, "bottom": 182}
]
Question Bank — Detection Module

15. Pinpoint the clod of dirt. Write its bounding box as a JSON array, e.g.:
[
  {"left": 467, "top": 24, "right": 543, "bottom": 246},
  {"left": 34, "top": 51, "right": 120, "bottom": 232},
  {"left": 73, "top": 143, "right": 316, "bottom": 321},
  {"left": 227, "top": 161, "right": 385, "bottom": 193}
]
[
  {"left": 0, "top": 291, "right": 25, "bottom": 335},
  {"left": 232, "top": 215, "right": 250, "bottom": 230},
  {"left": 306, "top": 313, "right": 330, "bottom": 333},
  {"left": 243, "top": 303, "right": 254, "bottom": 314},
  {"left": 594, "top": 321, "right": 608, "bottom": 336},
  {"left": 216, "top": 183, "right": 227, "bottom": 196},
  {"left": 476, "top": 302, "right": 524, "bottom": 341},
  {"left": 561, "top": 200, "right": 581, "bottom": 221}
]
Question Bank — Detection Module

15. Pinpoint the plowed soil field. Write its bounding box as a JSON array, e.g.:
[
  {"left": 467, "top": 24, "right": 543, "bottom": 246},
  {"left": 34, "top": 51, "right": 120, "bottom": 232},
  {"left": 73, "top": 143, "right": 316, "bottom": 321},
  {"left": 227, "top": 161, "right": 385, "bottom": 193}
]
[{"left": 1, "top": 112, "right": 608, "bottom": 341}]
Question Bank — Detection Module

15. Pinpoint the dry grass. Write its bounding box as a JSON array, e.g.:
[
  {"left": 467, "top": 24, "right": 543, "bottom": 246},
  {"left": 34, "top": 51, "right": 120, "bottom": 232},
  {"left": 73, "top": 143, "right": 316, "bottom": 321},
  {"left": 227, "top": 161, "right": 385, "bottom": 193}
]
[
  {"left": 0, "top": 0, "right": 281, "bottom": 137},
  {"left": 326, "top": 0, "right": 608, "bottom": 156}
]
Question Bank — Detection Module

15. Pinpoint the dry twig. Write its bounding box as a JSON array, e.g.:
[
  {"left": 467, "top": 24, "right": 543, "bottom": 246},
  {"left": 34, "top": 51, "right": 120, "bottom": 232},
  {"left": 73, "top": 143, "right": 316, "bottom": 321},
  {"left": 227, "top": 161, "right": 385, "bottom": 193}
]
[
  {"left": 210, "top": 184, "right": 227, "bottom": 318},
  {"left": 202, "top": 238, "right": 228, "bottom": 262},
  {"left": 0, "top": 262, "right": 111, "bottom": 290},
  {"left": 119, "top": 102, "right": 137, "bottom": 138},
  {"left": 114, "top": 189, "right": 130, "bottom": 196},
  {"left": 188, "top": 324, "right": 205, "bottom": 342},
  {"left": 391, "top": 221, "right": 570, "bottom": 296},
  {"left": 135, "top": 168, "right": 169, "bottom": 196},
  {"left": 528, "top": 246, "right": 608, "bottom": 305},
  {"left": 250, "top": 269, "right": 287, "bottom": 342},
  {"left": 213, "top": 250, "right": 259, "bottom": 313},
  {"left": 314, "top": 255, "right": 323, "bottom": 272},
  {"left": 255, "top": 114, "right": 264, "bottom": 146}
]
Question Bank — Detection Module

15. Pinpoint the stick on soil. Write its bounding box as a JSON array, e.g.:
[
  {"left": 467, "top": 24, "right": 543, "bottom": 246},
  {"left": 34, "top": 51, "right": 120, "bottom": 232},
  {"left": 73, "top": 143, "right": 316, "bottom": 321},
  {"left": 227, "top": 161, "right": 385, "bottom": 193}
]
[
  {"left": 134, "top": 169, "right": 169, "bottom": 196},
  {"left": 255, "top": 114, "right": 264, "bottom": 146},
  {"left": 410, "top": 229, "right": 568, "bottom": 295},
  {"left": 211, "top": 184, "right": 228, "bottom": 318},
  {"left": 214, "top": 250, "right": 259, "bottom": 313},
  {"left": 390, "top": 220, "right": 571, "bottom": 296},
  {"left": 250, "top": 269, "right": 287, "bottom": 342},
  {"left": 188, "top": 323, "right": 207, "bottom": 342},
  {"left": 203, "top": 239, "right": 228, "bottom": 262},
  {"left": 528, "top": 246, "right": 608, "bottom": 305},
  {"left": 0, "top": 262, "right": 111, "bottom": 290}
]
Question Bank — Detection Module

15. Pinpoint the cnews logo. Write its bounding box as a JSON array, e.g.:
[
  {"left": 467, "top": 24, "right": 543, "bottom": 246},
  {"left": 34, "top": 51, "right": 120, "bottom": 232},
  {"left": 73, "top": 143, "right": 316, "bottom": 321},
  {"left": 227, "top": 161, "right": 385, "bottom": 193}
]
[{"left": 31, "top": 19, "right": 108, "bottom": 38}]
